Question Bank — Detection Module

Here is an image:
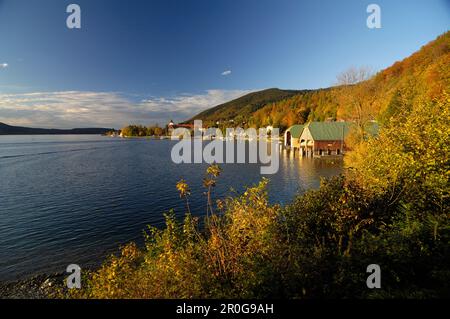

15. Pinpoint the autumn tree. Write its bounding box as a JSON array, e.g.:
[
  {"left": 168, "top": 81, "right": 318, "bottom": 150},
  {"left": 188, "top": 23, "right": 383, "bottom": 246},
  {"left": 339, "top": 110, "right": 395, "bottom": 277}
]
[
  {"left": 345, "top": 94, "right": 449, "bottom": 214},
  {"left": 336, "top": 66, "right": 376, "bottom": 145}
]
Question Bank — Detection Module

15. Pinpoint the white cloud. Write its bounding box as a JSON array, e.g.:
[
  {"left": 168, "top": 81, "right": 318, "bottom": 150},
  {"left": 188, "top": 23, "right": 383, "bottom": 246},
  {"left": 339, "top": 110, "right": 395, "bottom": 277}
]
[
  {"left": 140, "top": 89, "right": 250, "bottom": 116},
  {"left": 0, "top": 89, "right": 252, "bottom": 129},
  {"left": 0, "top": 63, "right": 8, "bottom": 69},
  {"left": 221, "top": 70, "right": 232, "bottom": 76}
]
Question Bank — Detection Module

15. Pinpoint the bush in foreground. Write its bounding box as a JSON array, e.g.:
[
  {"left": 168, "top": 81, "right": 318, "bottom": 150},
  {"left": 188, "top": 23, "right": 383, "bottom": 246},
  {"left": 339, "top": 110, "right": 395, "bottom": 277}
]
[{"left": 67, "top": 174, "right": 449, "bottom": 299}]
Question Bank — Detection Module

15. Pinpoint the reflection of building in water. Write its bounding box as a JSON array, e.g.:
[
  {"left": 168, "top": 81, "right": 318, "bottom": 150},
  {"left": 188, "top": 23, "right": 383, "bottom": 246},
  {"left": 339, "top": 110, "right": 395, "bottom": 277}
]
[{"left": 284, "top": 121, "right": 378, "bottom": 157}]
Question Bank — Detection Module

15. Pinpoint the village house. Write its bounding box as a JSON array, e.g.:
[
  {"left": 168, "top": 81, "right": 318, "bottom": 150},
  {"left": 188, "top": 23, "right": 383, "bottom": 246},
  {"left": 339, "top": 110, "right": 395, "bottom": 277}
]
[
  {"left": 167, "top": 120, "right": 195, "bottom": 136},
  {"left": 265, "top": 125, "right": 274, "bottom": 134}
]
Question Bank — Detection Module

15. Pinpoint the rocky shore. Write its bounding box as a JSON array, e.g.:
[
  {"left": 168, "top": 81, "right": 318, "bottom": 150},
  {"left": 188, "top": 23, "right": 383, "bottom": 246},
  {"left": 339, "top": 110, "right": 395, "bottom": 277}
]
[{"left": 0, "top": 273, "right": 66, "bottom": 299}]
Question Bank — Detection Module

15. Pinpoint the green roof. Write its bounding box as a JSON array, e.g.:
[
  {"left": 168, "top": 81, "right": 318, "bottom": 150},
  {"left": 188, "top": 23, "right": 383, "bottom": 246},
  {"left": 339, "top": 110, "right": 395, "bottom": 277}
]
[
  {"left": 305, "top": 121, "right": 379, "bottom": 141},
  {"left": 286, "top": 125, "right": 304, "bottom": 138},
  {"left": 306, "top": 122, "right": 351, "bottom": 141},
  {"left": 286, "top": 121, "right": 379, "bottom": 141}
]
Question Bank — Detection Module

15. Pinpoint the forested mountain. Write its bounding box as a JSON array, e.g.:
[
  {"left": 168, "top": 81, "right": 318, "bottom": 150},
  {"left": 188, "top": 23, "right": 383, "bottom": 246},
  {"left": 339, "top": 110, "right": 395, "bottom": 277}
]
[
  {"left": 186, "top": 88, "right": 303, "bottom": 126},
  {"left": 190, "top": 31, "right": 449, "bottom": 131}
]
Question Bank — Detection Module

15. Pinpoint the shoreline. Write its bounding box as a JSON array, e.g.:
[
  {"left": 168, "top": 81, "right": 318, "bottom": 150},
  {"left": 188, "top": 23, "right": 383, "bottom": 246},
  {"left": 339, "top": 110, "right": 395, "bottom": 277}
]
[{"left": 0, "top": 273, "right": 66, "bottom": 299}]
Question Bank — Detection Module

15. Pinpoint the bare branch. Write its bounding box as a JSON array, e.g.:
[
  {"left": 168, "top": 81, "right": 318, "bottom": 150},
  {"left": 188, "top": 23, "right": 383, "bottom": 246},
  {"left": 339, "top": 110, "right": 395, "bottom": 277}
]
[{"left": 336, "top": 66, "right": 374, "bottom": 85}]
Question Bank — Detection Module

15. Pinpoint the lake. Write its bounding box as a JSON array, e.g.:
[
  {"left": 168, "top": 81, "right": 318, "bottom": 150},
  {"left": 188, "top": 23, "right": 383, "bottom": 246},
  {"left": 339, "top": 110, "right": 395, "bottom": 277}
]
[{"left": 0, "top": 135, "right": 343, "bottom": 282}]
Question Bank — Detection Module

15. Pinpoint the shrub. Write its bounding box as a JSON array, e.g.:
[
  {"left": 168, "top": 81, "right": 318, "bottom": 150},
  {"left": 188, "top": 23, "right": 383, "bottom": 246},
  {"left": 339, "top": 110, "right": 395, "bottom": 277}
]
[{"left": 70, "top": 177, "right": 283, "bottom": 298}]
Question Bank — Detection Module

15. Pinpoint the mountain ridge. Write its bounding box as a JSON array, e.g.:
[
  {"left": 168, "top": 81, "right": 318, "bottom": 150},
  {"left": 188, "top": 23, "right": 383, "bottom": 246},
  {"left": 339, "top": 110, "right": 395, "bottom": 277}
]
[
  {"left": 186, "top": 88, "right": 305, "bottom": 125},
  {"left": 0, "top": 122, "right": 114, "bottom": 135}
]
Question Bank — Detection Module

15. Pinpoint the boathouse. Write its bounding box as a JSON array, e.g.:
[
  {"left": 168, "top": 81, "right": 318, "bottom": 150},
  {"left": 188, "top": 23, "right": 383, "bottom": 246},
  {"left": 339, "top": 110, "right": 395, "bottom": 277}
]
[
  {"left": 299, "top": 122, "right": 350, "bottom": 157},
  {"left": 284, "top": 125, "right": 304, "bottom": 149}
]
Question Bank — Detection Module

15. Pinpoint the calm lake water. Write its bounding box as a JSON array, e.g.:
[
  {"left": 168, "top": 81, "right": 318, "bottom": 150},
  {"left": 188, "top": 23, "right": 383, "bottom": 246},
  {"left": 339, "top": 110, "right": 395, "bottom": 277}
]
[{"left": 0, "top": 135, "right": 342, "bottom": 281}]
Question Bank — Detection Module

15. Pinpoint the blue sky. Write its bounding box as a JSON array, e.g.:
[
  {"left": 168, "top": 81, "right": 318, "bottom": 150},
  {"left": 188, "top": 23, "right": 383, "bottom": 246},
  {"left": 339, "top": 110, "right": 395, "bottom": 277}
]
[{"left": 0, "top": 0, "right": 448, "bottom": 128}]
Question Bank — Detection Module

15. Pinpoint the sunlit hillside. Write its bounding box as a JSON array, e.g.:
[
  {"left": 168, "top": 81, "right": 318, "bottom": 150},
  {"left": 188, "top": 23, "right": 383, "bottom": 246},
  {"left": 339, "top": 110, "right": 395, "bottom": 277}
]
[{"left": 190, "top": 31, "right": 449, "bottom": 131}]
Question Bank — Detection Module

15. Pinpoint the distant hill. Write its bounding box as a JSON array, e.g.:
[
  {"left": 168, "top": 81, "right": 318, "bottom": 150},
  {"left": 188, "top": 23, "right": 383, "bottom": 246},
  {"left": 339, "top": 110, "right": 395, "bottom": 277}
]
[
  {"left": 186, "top": 88, "right": 304, "bottom": 125},
  {"left": 189, "top": 31, "right": 449, "bottom": 130},
  {"left": 0, "top": 122, "right": 114, "bottom": 135}
]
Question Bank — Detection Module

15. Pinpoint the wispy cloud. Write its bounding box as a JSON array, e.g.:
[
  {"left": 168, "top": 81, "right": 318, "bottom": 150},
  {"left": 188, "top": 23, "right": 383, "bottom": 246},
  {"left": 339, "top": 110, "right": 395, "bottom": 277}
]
[
  {"left": 0, "top": 89, "right": 252, "bottom": 129},
  {"left": 0, "top": 63, "right": 8, "bottom": 69},
  {"left": 221, "top": 70, "right": 232, "bottom": 76}
]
